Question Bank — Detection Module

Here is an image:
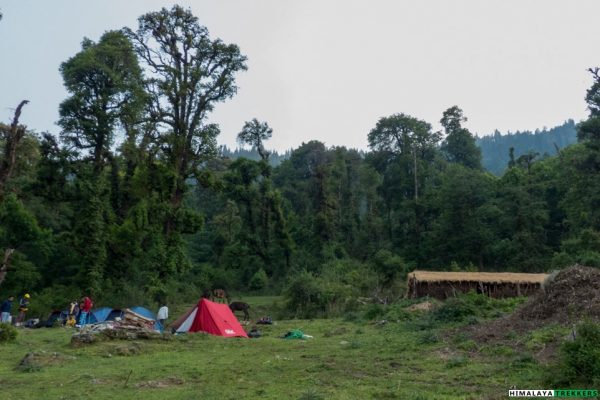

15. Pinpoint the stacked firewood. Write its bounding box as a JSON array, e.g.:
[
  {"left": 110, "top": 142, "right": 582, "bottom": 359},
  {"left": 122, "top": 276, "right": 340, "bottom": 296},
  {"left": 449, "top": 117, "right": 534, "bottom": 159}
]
[{"left": 71, "top": 309, "right": 159, "bottom": 345}]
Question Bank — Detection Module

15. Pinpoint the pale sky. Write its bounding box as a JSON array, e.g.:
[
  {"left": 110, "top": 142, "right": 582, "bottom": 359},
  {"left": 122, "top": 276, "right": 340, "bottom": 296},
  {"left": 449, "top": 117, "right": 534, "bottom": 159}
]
[{"left": 1, "top": 1, "right": 599, "bottom": 152}]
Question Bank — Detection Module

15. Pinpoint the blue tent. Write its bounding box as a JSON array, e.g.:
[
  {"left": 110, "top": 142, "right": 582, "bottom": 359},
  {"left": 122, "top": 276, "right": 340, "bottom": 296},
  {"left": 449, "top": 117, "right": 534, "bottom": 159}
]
[
  {"left": 105, "top": 309, "right": 124, "bottom": 321},
  {"left": 130, "top": 306, "right": 155, "bottom": 320},
  {"left": 89, "top": 307, "right": 113, "bottom": 323}
]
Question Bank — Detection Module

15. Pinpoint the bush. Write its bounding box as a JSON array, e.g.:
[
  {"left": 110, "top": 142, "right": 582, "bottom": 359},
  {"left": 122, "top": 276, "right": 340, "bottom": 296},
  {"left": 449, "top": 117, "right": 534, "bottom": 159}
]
[
  {"left": 431, "top": 297, "right": 476, "bottom": 323},
  {"left": 284, "top": 262, "right": 369, "bottom": 318},
  {"left": 249, "top": 268, "right": 269, "bottom": 291},
  {"left": 547, "top": 321, "right": 600, "bottom": 386},
  {"left": 0, "top": 322, "right": 17, "bottom": 343},
  {"left": 284, "top": 271, "right": 327, "bottom": 318},
  {"left": 383, "top": 304, "right": 415, "bottom": 322},
  {"left": 363, "top": 304, "right": 385, "bottom": 320}
]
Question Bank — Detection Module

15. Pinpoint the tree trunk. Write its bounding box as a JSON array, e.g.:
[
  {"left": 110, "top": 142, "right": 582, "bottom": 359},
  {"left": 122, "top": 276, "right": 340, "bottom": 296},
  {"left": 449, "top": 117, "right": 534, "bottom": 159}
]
[
  {"left": 413, "top": 148, "right": 418, "bottom": 202},
  {"left": 0, "top": 100, "right": 29, "bottom": 197},
  {"left": 0, "top": 248, "right": 15, "bottom": 287}
]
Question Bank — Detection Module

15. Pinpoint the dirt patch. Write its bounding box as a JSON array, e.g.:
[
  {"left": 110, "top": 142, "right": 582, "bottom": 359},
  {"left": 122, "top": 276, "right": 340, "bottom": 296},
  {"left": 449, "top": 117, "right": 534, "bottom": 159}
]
[
  {"left": 16, "top": 351, "right": 76, "bottom": 372},
  {"left": 405, "top": 301, "right": 434, "bottom": 312}
]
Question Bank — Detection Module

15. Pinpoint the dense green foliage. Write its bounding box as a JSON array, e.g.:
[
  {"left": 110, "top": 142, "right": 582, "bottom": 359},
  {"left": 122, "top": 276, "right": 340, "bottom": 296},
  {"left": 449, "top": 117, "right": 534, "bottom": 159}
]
[
  {"left": 0, "top": 5, "right": 599, "bottom": 317},
  {"left": 546, "top": 321, "right": 600, "bottom": 386}
]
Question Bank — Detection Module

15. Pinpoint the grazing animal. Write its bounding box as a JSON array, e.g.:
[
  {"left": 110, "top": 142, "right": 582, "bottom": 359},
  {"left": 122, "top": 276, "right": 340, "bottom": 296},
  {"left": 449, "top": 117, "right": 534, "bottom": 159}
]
[
  {"left": 211, "top": 288, "right": 230, "bottom": 304},
  {"left": 229, "top": 301, "right": 250, "bottom": 321}
]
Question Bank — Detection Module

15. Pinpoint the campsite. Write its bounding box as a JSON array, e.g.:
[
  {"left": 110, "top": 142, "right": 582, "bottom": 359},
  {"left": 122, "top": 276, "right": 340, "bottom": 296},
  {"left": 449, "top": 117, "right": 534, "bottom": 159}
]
[
  {"left": 1, "top": 2, "right": 600, "bottom": 399},
  {"left": 1, "top": 265, "right": 600, "bottom": 399},
  {"left": 0, "top": 295, "right": 558, "bottom": 399}
]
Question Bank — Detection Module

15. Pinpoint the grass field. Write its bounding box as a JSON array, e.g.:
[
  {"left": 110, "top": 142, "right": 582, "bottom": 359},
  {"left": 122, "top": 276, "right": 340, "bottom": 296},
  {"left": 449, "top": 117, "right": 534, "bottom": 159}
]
[{"left": 0, "top": 296, "right": 550, "bottom": 400}]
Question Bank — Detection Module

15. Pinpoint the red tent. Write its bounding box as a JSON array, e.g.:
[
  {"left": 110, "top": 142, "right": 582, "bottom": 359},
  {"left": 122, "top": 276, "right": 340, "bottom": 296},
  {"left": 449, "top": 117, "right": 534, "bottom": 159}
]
[{"left": 171, "top": 298, "right": 248, "bottom": 338}]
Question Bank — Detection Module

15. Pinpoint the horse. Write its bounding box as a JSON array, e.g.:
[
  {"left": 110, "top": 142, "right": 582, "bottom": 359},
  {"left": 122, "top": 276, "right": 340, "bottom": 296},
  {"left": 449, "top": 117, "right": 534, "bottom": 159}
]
[
  {"left": 229, "top": 301, "right": 250, "bottom": 321},
  {"left": 211, "top": 288, "right": 230, "bottom": 304}
]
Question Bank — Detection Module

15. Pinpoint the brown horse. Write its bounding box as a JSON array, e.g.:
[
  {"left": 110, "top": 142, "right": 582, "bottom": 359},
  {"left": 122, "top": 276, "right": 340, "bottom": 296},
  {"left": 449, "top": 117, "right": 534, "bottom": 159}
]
[
  {"left": 229, "top": 301, "right": 250, "bottom": 321},
  {"left": 211, "top": 288, "right": 230, "bottom": 304}
]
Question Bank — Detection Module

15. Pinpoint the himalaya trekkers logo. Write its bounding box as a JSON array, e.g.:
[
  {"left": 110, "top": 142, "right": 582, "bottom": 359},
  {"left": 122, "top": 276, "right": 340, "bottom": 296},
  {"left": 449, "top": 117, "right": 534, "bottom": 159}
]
[
  {"left": 508, "top": 389, "right": 599, "bottom": 397},
  {"left": 225, "top": 329, "right": 236, "bottom": 335}
]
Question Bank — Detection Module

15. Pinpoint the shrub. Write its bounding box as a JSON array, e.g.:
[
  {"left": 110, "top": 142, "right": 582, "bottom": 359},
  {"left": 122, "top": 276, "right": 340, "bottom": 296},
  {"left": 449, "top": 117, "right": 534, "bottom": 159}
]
[
  {"left": 363, "top": 304, "right": 385, "bottom": 320},
  {"left": 0, "top": 322, "right": 17, "bottom": 343},
  {"left": 249, "top": 268, "right": 269, "bottom": 291},
  {"left": 284, "top": 271, "right": 327, "bottom": 318},
  {"left": 383, "top": 304, "right": 415, "bottom": 322},
  {"left": 431, "top": 297, "right": 476, "bottom": 323},
  {"left": 547, "top": 321, "right": 600, "bottom": 386},
  {"left": 284, "top": 263, "right": 368, "bottom": 318}
]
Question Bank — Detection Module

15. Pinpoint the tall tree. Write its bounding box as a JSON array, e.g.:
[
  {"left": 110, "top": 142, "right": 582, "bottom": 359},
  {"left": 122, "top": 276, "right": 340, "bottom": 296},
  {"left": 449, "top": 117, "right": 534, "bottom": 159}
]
[
  {"left": 577, "top": 67, "right": 600, "bottom": 150},
  {"left": 238, "top": 119, "right": 272, "bottom": 161},
  {"left": 59, "top": 31, "right": 145, "bottom": 173},
  {"left": 368, "top": 113, "right": 439, "bottom": 201},
  {"left": 440, "top": 106, "right": 482, "bottom": 169},
  {"left": 125, "top": 5, "right": 247, "bottom": 208},
  {"left": 367, "top": 113, "right": 440, "bottom": 261}
]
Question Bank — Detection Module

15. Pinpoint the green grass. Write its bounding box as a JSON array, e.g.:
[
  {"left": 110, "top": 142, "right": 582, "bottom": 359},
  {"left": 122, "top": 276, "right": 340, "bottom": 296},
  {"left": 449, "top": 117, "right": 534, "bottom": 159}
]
[{"left": 0, "top": 296, "right": 548, "bottom": 400}]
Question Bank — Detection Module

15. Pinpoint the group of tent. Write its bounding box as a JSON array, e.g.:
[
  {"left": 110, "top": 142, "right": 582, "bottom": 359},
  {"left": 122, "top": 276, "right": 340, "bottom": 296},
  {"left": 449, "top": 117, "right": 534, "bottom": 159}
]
[
  {"left": 46, "top": 306, "right": 159, "bottom": 329},
  {"left": 45, "top": 299, "right": 248, "bottom": 338}
]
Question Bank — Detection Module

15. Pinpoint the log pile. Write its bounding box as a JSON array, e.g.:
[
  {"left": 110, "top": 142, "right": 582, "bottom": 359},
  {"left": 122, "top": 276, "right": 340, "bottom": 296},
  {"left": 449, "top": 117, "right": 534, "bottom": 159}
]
[{"left": 71, "top": 308, "right": 160, "bottom": 345}]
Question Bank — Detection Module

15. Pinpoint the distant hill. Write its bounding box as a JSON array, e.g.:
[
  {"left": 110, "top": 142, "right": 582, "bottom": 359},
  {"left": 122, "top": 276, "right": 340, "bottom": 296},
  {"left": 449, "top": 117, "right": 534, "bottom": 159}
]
[{"left": 476, "top": 120, "right": 577, "bottom": 175}]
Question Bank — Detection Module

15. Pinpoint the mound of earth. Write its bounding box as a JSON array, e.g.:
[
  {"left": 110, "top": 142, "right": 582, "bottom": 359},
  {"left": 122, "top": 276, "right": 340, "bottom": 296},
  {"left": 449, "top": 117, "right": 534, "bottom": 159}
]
[
  {"left": 471, "top": 265, "right": 600, "bottom": 342},
  {"left": 517, "top": 264, "right": 600, "bottom": 323}
]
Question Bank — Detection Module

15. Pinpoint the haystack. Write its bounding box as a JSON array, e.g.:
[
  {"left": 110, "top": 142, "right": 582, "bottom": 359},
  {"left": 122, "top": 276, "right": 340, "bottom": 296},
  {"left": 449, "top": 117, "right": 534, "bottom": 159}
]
[{"left": 407, "top": 270, "right": 548, "bottom": 299}]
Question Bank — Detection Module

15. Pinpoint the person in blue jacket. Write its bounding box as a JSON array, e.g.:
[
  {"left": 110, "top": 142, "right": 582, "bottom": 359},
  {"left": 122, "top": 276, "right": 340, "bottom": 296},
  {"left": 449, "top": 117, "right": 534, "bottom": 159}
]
[{"left": 1, "top": 295, "right": 14, "bottom": 322}]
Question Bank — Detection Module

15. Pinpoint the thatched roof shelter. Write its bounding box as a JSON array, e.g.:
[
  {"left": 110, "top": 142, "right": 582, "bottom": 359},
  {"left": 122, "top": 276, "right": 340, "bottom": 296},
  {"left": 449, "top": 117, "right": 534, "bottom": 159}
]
[{"left": 407, "top": 270, "right": 549, "bottom": 299}]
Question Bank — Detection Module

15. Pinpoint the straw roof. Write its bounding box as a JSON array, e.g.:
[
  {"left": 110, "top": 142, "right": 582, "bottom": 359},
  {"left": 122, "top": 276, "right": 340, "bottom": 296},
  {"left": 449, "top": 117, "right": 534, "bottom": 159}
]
[{"left": 408, "top": 270, "right": 548, "bottom": 284}]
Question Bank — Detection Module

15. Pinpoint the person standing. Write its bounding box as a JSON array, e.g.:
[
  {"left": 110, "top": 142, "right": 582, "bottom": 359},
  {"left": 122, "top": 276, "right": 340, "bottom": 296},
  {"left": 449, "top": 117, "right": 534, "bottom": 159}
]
[
  {"left": 67, "top": 300, "right": 79, "bottom": 327},
  {"left": 1, "top": 296, "right": 14, "bottom": 323},
  {"left": 15, "top": 293, "right": 30, "bottom": 325},
  {"left": 77, "top": 296, "right": 93, "bottom": 328},
  {"left": 156, "top": 303, "right": 169, "bottom": 329}
]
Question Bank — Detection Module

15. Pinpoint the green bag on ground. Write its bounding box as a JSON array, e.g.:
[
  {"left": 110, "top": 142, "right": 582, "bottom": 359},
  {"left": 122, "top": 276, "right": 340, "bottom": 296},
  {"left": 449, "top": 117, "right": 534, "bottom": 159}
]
[{"left": 282, "top": 329, "right": 305, "bottom": 339}]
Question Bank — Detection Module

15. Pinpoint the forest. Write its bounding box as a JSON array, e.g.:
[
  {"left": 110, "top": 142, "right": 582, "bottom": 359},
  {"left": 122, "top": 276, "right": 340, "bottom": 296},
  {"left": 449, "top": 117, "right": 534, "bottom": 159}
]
[
  {"left": 476, "top": 120, "right": 577, "bottom": 175},
  {"left": 1, "top": 5, "right": 600, "bottom": 316}
]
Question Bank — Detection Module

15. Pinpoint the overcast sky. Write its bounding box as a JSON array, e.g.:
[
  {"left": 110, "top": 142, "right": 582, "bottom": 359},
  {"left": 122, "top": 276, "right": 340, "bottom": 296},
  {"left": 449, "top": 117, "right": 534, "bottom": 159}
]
[{"left": 1, "top": 1, "right": 599, "bottom": 152}]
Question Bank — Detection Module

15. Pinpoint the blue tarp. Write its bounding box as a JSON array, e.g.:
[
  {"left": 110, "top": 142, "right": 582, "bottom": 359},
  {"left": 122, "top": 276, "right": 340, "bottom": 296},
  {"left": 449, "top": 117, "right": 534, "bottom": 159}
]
[
  {"left": 89, "top": 307, "right": 113, "bottom": 323},
  {"left": 130, "top": 306, "right": 155, "bottom": 320},
  {"left": 89, "top": 306, "right": 162, "bottom": 330}
]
